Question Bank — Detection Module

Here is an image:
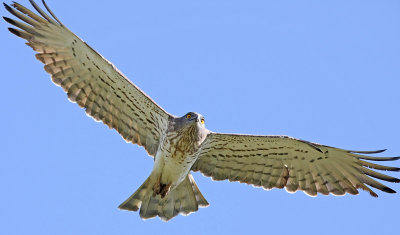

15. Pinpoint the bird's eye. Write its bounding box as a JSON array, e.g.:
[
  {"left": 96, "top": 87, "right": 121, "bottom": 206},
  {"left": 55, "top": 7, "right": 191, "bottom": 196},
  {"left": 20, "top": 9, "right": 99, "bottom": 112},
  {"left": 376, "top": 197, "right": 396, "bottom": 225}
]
[
  {"left": 201, "top": 119, "right": 205, "bottom": 125},
  {"left": 186, "top": 114, "right": 192, "bottom": 119}
]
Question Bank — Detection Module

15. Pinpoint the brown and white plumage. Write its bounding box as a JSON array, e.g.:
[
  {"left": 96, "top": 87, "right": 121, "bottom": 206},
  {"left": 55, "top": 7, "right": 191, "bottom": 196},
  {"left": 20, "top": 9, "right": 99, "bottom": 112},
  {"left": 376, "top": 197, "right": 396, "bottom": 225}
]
[
  {"left": 4, "top": 0, "right": 399, "bottom": 222},
  {"left": 192, "top": 134, "right": 399, "bottom": 197},
  {"left": 4, "top": 0, "right": 172, "bottom": 157}
]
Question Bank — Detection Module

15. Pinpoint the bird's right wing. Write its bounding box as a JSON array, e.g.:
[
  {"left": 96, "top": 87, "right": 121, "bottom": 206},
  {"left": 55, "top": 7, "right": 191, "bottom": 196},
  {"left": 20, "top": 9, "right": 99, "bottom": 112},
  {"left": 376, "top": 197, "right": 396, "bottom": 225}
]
[
  {"left": 192, "top": 133, "right": 399, "bottom": 197},
  {"left": 4, "top": 0, "right": 174, "bottom": 156}
]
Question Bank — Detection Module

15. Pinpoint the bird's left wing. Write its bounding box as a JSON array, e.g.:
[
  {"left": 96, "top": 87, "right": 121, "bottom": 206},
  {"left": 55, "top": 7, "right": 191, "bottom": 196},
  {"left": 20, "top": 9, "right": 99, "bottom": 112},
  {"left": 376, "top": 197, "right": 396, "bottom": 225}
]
[
  {"left": 192, "top": 133, "right": 399, "bottom": 197},
  {"left": 4, "top": 1, "right": 174, "bottom": 156}
]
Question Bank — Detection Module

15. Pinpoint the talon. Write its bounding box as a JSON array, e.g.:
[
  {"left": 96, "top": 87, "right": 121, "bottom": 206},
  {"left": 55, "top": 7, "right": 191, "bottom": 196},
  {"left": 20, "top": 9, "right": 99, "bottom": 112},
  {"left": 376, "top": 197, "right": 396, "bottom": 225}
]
[
  {"left": 152, "top": 179, "right": 172, "bottom": 198},
  {"left": 160, "top": 183, "right": 172, "bottom": 198}
]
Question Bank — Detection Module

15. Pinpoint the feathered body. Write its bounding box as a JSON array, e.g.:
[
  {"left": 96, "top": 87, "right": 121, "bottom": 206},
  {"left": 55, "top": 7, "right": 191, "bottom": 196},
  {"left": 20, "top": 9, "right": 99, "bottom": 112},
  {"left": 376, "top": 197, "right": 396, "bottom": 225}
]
[
  {"left": 153, "top": 113, "right": 209, "bottom": 194},
  {"left": 118, "top": 112, "right": 210, "bottom": 220}
]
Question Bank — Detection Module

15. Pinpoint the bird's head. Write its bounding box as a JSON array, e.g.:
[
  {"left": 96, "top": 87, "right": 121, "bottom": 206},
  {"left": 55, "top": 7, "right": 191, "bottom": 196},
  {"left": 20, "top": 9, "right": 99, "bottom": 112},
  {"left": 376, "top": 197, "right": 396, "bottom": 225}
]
[
  {"left": 174, "top": 112, "right": 208, "bottom": 143},
  {"left": 170, "top": 112, "right": 205, "bottom": 131},
  {"left": 181, "top": 112, "right": 205, "bottom": 127},
  {"left": 169, "top": 112, "right": 208, "bottom": 140}
]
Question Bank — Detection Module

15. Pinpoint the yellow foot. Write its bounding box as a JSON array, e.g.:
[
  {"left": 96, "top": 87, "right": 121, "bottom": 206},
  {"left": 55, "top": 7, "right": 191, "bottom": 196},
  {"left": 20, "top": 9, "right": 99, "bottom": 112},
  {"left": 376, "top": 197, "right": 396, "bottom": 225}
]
[
  {"left": 160, "top": 183, "right": 172, "bottom": 198},
  {"left": 152, "top": 177, "right": 172, "bottom": 198}
]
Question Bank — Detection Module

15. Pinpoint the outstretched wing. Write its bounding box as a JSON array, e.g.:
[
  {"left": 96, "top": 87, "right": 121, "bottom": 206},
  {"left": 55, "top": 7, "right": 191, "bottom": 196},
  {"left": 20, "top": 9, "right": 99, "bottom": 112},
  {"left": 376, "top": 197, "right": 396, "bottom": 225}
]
[
  {"left": 192, "top": 133, "right": 399, "bottom": 197},
  {"left": 4, "top": 0, "right": 174, "bottom": 156}
]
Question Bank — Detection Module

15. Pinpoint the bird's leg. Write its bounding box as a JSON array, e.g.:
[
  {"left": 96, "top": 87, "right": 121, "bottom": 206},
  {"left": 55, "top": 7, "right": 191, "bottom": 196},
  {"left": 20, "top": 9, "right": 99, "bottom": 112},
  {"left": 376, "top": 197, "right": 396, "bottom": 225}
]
[
  {"left": 160, "top": 183, "right": 172, "bottom": 198},
  {"left": 152, "top": 175, "right": 161, "bottom": 197},
  {"left": 152, "top": 175, "right": 172, "bottom": 198}
]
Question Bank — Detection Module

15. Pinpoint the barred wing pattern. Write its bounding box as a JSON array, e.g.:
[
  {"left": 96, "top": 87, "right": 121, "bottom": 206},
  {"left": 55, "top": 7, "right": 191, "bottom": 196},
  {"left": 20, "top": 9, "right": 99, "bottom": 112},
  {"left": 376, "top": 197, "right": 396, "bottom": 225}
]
[
  {"left": 192, "top": 133, "right": 400, "bottom": 197},
  {"left": 4, "top": 0, "right": 173, "bottom": 156}
]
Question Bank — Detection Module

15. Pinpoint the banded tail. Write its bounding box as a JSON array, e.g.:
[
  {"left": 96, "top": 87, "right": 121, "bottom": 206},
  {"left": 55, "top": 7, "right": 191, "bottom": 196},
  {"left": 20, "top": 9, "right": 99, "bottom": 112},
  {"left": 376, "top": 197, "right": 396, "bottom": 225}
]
[{"left": 119, "top": 174, "right": 209, "bottom": 221}]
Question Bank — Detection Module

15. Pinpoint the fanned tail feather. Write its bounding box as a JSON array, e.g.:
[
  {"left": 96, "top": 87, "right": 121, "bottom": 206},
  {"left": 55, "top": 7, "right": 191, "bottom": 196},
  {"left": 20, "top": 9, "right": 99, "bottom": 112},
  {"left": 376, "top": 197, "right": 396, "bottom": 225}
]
[{"left": 118, "top": 174, "right": 209, "bottom": 221}]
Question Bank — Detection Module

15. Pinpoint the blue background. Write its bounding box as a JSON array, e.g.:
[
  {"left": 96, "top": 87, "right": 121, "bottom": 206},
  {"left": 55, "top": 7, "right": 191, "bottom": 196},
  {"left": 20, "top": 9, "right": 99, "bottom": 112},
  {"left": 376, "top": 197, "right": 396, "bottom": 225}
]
[{"left": 1, "top": 0, "right": 399, "bottom": 234}]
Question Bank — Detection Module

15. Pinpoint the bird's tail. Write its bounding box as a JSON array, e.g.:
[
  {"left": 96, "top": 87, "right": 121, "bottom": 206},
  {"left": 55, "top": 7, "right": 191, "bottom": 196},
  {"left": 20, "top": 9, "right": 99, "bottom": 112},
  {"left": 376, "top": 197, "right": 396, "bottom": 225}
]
[{"left": 118, "top": 174, "right": 209, "bottom": 221}]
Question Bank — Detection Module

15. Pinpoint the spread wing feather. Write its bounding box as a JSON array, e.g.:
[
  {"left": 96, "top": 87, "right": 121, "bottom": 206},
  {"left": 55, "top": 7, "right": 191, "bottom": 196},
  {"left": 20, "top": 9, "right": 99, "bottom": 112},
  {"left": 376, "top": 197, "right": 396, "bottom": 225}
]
[
  {"left": 192, "top": 133, "right": 399, "bottom": 197},
  {"left": 4, "top": 0, "right": 173, "bottom": 156}
]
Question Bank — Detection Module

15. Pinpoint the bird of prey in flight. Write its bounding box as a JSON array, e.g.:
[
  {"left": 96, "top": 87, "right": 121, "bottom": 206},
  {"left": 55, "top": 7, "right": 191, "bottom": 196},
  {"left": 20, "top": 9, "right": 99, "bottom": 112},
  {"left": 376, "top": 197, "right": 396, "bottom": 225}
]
[{"left": 3, "top": 0, "right": 399, "bottom": 221}]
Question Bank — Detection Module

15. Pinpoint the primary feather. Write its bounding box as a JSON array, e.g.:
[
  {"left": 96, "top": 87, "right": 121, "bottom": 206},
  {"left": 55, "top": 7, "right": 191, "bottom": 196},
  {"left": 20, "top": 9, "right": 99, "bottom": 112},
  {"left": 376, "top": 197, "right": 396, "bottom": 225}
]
[{"left": 4, "top": 0, "right": 173, "bottom": 157}]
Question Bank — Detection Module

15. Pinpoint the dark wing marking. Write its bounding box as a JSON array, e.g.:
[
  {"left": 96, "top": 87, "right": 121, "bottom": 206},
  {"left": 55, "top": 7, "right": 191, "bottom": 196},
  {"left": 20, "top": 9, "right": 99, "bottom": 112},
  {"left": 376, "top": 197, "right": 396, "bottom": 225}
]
[
  {"left": 192, "top": 133, "right": 399, "bottom": 197},
  {"left": 4, "top": 0, "right": 175, "bottom": 156}
]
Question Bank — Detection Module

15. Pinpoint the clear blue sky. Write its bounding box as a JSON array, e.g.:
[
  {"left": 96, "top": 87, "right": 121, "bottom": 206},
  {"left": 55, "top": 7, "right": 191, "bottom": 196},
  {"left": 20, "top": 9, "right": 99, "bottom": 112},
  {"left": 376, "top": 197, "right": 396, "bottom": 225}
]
[{"left": 1, "top": 0, "right": 399, "bottom": 234}]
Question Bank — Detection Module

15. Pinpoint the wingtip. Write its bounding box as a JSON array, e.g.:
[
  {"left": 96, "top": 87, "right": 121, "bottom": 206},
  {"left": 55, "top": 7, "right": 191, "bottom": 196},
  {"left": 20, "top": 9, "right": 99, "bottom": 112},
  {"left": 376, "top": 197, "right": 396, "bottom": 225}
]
[
  {"left": 370, "top": 191, "right": 378, "bottom": 197},
  {"left": 383, "top": 156, "right": 400, "bottom": 161},
  {"left": 392, "top": 177, "right": 400, "bottom": 183},
  {"left": 3, "top": 2, "right": 12, "bottom": 11},
  {"left": 3, "top": 16, "right": 13, "bottom": 24},
  {"left": 351, "top": 149, "right": 387, "bottom": 154},
  {"left": 375, "top": 149, "right": 387, "bottom": 154},
  {"left": 382, "top": 187, "right": 396, "bottom": 194},
  {"left": 11, "top": 1, "right": 19, "bottom": 8},
  {"left": 8, "top": 27, "right": 20, "bottom": 36},
  {"left": 357, "top": 155, "right": 400, "bottom": 162}
]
